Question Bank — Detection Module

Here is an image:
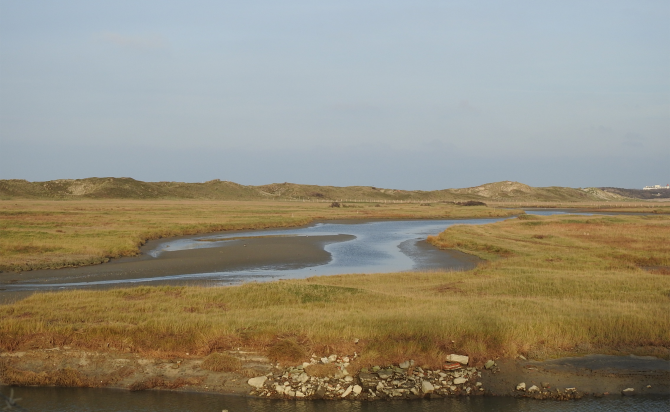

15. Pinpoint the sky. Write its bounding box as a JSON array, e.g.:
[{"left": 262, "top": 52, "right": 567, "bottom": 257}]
[{"left": 1, "top": 1, "right": 668, "bottom": 190}]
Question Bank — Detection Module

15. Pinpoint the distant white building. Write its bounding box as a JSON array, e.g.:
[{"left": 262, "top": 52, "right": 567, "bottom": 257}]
[{"left": 643, "top": 184, "right": 670, "bottom": 190}]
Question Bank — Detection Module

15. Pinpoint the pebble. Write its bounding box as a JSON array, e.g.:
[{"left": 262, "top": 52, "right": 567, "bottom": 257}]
[
  {"left": 446, "top": 354, "right": 469, "bottom": 365},
  {"left": 341, "top": 385, "right": 353, "bottom": 398},
  {"left": 247, "top": 376, "right": 267, "bottom": 389},
  {"left": 421, "top": 380, "right": 435, "bottom": 394}
]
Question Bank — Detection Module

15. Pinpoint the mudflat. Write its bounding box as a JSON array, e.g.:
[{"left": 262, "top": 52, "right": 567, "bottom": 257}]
[{"left": 0, "top": 234, "right": 354, "bottom": 298}]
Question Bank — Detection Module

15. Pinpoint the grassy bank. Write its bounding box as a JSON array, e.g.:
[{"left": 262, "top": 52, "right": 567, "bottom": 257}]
[
  {"left": 1, "top": 214, "right": 668, "bottom": 369},
  {"left": 0, "top": 199, "right": 516, "bottom": 272}
]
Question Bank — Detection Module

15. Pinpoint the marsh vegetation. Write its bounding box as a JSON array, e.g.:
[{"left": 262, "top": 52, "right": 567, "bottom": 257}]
[{"left": 1, "top": 211, "right": 668, "bottom": 372}]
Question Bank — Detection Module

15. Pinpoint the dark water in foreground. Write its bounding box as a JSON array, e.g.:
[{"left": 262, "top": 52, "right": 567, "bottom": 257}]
[{"left": 5, "top": 387, "right": 669, "bottom": 412}]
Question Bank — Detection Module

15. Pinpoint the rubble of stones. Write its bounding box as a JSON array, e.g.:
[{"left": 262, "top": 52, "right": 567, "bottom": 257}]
[
  {"left": 514, "top": 381, "right": 585, "bottom": 400},
  {"left": 248, "top": 353, "right": 486, "bottom": 400}
]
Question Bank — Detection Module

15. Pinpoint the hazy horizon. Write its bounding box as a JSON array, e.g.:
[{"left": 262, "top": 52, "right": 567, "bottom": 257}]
[{"left": 1, "top": 1, "right": 668, "bottom": 190}]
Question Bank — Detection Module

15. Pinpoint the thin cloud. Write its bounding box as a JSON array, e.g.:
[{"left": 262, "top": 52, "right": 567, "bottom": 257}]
[
  {"left": 457, "top": 99, "right": 481, "bottom": 116},
  {"left": 622, "top": 132, "right": 644, "bottom": 148},
  {"left": 98, "top": 32, "right": 167, "bottom": 50}
]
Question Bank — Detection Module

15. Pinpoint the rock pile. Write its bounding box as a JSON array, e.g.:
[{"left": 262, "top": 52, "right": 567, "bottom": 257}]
[{"left": 248, "top": 353, "right": 485, "bottom": 400}]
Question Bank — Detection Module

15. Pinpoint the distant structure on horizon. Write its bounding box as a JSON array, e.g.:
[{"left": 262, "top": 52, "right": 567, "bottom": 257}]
[{"left": 642, "top": 184, "right": 670, "bottom": 190}]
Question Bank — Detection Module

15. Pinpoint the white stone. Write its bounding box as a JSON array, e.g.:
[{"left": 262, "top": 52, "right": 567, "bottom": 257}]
[
  {"left": 528, "top": 385, "right": 539, "bottom": 393},
  {"left": 453, "top": 377, "right": 467, "bottom": 385},
  {"left": 341, "top": 385, "right": 353, "bottom": 398},
  {"left": 421, "top": 380, "right": 435, "bottom": 394},
  {"left": 321, "top": 357, "right": 329, "bottom": 364},
  {"left": 275, "top": 384, "right": 285, "bottom": 394},
  {"left": 298, "top": 373, "right": 309, "bottom": 383},
  {"left": 302, "top": 362, "right": 311, "bottom": 368},
  {"left": 376, "top": 382, "right": 385, "bottom": 391},
  {"left": 516, "top": 382, "right": 526, "bottom": 391},
  {"left": 296, "top": 391, "right": 305, "bottom": 397},
  {"left": 344, "top": 376, "right": 354, "bottom": 382},
  {"left": 328, "top": 354, "right": 337, "bottom": 362},
  {"left": 247, "top": 376, "right": 267, "bottom": 389},
  {"left": 353, "top": 385, "right": 362, "bottom": 395},
  {"left": 446, "top": 354, "right": 469, "bottom": 365},
  {"left": 343, "top": 356, "right": 350, "bottom": 362}
]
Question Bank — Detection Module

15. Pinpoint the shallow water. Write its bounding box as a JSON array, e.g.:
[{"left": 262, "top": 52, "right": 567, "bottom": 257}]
[
  {"left": 5, "top": 386, "right": 668, "bottom": 412},
  {"left": 150, "top": 218, "right": 500, "bottom": 280}
]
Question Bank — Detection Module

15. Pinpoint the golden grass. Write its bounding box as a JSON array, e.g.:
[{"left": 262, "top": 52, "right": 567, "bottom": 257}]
[
  {"left": 0, "top": 199, "right": 517, "bottom": 271},
  {"left": 1, "top": 214, "right": 668, "bottom": 368}
]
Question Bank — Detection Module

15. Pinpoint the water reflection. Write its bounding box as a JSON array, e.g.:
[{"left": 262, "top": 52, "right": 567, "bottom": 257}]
[{"left": 7, "top": 386, "right": 668, "bottom": 412}]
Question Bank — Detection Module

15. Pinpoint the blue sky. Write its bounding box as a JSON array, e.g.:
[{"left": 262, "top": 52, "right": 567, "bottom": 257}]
[{"left": 1, "top": 1, "right": 668, "bottom": 189}]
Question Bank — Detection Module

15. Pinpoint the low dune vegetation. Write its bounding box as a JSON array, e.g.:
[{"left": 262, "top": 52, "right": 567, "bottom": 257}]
[
  {"left": 1, "top": 214, "right": 668, "bottom": 370},
  {"left": 0, "top": 199, "right": 517, "bottom": 272}
]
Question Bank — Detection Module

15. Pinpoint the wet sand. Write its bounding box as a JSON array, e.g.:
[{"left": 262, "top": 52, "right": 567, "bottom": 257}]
[{"left": 482, "top": 355, "right": 670, "bottom": 397}]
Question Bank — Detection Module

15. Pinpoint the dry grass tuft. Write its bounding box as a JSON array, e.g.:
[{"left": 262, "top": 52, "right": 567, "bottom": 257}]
[
  {"left": 201, "top": 353, "right": 241, "bottom": 372},
  {"left": 266, "top": 338, "right": 307, "bottom": 363},
  {"left": 0, "top": 364, "right": 103, "bottom": 387}
]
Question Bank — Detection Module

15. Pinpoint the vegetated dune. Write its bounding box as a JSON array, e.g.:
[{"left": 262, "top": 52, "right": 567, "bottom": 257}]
[{"left": 0, "top": 178, "right": 629, "bottom": 202}]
